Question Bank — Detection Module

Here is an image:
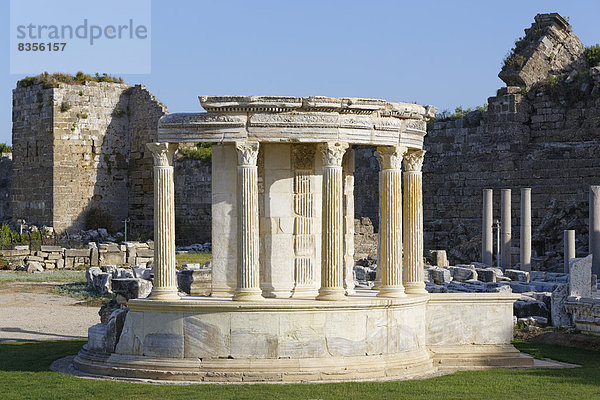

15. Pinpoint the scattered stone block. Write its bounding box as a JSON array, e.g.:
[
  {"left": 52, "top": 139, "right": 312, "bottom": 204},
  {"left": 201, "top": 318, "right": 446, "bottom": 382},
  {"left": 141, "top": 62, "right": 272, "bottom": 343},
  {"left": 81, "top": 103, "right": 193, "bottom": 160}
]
[
  {"left": 111, "top": 278, "right": 152, "bottom": 299},
  {"left": 505, "top": 269, "right": 530, "bottom": 283},
  {"left": 177, "top": 268, "right": 212, "bottom": 296},
  {"left": 56, "top": 259, "right": 65, "bottom": 269},
  {"left": 429, "top": 267, "right": 452, "bottom": 285},
  {"left": 569, "top": 254, "right": 592, "bottom": 297},
  {"left": 475, "top": 268, "right": 496, "bottom": 282},
  {"left": 132, "top": 266, "right": 151, "bottom": 280},
  {"left": 65, "top": 248, "right": 91, "bottom": 258},
  {"left": 551, "top": 283, "right": 571, "bottom": 327},
  {"left": 26, "top": 261, "right": 44, "bottom": 273},
  {"left": 429, "top": 250, "right": 448, "bottom": 267},
  {"left": 86, "top": 267, "right": 102, "bottom": 286},
  {"left": 514, "top": 297, "right": 549, "bottom": 319},
  {"left": 93, "top": 272, "right": 112, "bottom": 294},
  {"left": 449, "top": 266, "right": 477, "bottom": 282},
  {"left": 40, "top": 245, "right": 61, "bottom": 252}
]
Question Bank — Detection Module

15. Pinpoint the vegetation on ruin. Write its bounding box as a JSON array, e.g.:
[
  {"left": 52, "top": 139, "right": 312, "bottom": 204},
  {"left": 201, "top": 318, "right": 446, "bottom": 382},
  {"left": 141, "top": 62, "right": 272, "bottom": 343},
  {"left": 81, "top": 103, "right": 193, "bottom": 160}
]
[
  {"left": 0, "top": 340, "right": 598, "bottom": 399},
  {"left": 0, "top": 143, "right": 12, "bottom": 153},
  {"left": 584, "top": 44, "right": 600, "bottom": 67},
  {"left": 501, "top": 21, "right": 550, "bottom": 72},
  {"left": 18, "top": 71, "right": 124, "bottom": 89},
  {"left": 179, "top": 142, "right": 213, "bottom": 163},
  {"left": 432, "top": 104, "right": 488, "bottom": 122},
  {"left": 60, "top": 101, "right": 71, "bottom": 112}
]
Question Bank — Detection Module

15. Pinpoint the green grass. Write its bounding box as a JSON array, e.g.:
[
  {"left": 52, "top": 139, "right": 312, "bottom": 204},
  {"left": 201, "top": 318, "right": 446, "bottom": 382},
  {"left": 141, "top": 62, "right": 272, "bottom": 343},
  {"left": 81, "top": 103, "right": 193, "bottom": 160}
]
[
  {"left": 0, "top": 270, "right": 85, "bottom": 283},
  {"left": 0, "top": 340, "right": 598, "bottom": 399},
  {"left": 176, "top": 252, "right": 211, "bottom": 266}
]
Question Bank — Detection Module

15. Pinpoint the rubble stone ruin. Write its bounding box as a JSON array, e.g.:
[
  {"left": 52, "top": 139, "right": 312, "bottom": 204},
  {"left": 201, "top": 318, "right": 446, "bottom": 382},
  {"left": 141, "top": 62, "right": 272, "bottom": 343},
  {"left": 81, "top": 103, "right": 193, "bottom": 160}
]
[{"left": 72, "top": 96, "right": 533, "bottom": 383}]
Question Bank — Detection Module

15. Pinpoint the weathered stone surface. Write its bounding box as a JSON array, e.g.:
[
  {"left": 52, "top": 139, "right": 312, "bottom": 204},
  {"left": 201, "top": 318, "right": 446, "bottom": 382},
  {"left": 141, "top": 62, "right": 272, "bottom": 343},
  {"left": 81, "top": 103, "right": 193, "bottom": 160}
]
[
  {"left": 65, "top": 249, "right": 90, "bottom": 258},
  {"left": 551, "top": 283, "right": 571, "bottom": 326},
  {"left": 177, "top": 269, "right": 211, "bottom": 296},
  {"left": 514, "top": 297, "right": 549, "bottom": 319},
  {"left": 26, "top": 261, "right": 43, "bottom": 273},
  {"left": 475, "top": 268, "right": 497, "bottom": 282},
  {"left": 429, "top": 267, "right": 452, "bottom": 285},
  {"left": 85, "top": 267, "right": 102, "bottom": 286},
  {"left": 92, "top": 273, "right": 112, "bottom": 294},
  {"left": 143, "top": 333, "right": 184, "bottom": 358},
  {"left": 505, "top": 269, "right": 530, "bottom": 283},
  {"left": 569, "top": 255, "right": 592, "bottom": 297},
  {"left": 449, "top": 266, "right": 477, "bottom": 282},
  {"left": 111, "top": 278, "right": 152, "bottom": 299}
]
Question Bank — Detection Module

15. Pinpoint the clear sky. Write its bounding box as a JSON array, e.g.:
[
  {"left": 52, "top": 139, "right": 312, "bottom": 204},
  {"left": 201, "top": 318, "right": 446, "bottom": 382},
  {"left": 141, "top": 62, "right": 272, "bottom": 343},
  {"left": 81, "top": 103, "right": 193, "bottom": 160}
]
[{"left": 1, "top": 0, "right": 599, "bottom": 145}]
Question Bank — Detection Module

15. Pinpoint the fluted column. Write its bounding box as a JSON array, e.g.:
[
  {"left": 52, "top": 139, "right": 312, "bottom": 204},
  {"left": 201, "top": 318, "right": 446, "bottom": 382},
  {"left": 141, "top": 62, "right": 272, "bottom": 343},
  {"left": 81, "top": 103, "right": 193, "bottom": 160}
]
[
  {"left": 403, "top": 149, "right": 427, "bottom": 294},
  {"left": 317, "top": 142, "right": 348, "bottom": 301},
  {"left": 373, "top": 151, "right": 383, "bottom": 290},
  {"left": 233, "top": 141, "right": 263, "bottom": 301},
  {"left": 147, "top": 142, "right": 179, "bottom": 300},
  {"left": 376, "top": 145, "right": 407, "bottom": 298}
]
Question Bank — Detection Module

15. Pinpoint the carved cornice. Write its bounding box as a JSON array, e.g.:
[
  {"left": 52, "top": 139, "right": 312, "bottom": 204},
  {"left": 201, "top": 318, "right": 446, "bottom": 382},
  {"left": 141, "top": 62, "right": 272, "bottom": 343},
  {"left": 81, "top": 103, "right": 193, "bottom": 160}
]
[
  {"left": 146, "top": 142, "right": 178, "bottom": 167},
  {"left": 404, "top": 149, "right": 426, "bottom": 172},
  {"left": 235, "top": 141, "right": 260, "bottom": 166},
  {"left": 319, "top": 142, "right": 349, "bottom": 167},
  {"left": 376, "top": 145, "right": 408, "bottom": 170},
  {"left": 292, "top": 144, "right": 316, "bottom": 170}
]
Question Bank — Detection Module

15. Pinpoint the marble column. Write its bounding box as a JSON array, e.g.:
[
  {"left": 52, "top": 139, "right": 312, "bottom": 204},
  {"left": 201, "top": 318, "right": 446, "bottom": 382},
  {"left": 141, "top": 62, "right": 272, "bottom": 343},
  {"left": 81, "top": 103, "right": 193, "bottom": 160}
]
[
  {"left": 403, "top": 149, "right": 427, "bottom": 294},
  {"left": 233, "top": 141, "right": 263, "bottom": 301},
  {"left": 520, "top": 188, "right": 532, "bottom": 271},
  {"left": 482, "top": 189, "right": 493, "bottom": 266},
  {"left": 373, "top": 151, "right": 383, "bottom": 290},
  {"left": 501, "top": 189, "right": 512, "bottom": 269},
  {"left": 317, "top": 142, "right": 348, "bottom": 301},
  {"left": 564, "top": 230, "right": 575, "bottom": 273},
  {"left": 376, "top": 145, "right": 407, "bottom": 298},
  {"left": 343, "top": 149, "right": 356, "bottom": 296},
  {"left": 590, "top": 186, "right": 600, "bottom": 276},
  {"left": 147, "top": 142, "right": 179, "bottom": 300}
]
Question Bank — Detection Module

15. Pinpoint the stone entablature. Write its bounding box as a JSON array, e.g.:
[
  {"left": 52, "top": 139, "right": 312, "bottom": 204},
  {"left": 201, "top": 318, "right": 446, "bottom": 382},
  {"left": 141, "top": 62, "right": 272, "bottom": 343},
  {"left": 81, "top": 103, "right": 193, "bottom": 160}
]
[{"left": 158, "top": 96, "right": 435, "bottom": 148}]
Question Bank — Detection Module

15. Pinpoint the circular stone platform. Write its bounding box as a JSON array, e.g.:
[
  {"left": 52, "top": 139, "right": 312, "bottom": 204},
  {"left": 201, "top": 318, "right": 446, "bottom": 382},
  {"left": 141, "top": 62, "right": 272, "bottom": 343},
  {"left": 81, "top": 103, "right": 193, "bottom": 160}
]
[{"left": 73, "top": 293, "right": 435, "bottom": 383}]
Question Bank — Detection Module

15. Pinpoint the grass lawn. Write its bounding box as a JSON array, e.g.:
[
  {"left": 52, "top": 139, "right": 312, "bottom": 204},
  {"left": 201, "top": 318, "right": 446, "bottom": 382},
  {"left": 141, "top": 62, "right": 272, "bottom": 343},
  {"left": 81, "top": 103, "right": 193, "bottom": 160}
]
[
  {"left": 0, "top": 270, "right": 85, "bottom": 283},
  {"left": 0, "top": 340, "right": 598, "bottom": 399},
  {"left": 175, "top": 252, "right": 211, "bottom": 266}
]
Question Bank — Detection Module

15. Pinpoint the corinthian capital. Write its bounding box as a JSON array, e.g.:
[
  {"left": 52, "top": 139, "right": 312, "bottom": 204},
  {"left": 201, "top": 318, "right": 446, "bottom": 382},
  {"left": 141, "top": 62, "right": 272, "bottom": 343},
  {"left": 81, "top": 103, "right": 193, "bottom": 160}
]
[
  {"left": 146, "top": 142, "right": 178, "bottom": 167},
  {"left": 376, "top": 145, "right": 407, "bottom": 170},
  {"left": 403, "top": 149, "right": 426, "bottom": 172},
  {"left": 235, "top": 141, "right": 260, "bottom": 166},
  {"left": 319, "top": 142, "right": 349, "bottom": 167}
]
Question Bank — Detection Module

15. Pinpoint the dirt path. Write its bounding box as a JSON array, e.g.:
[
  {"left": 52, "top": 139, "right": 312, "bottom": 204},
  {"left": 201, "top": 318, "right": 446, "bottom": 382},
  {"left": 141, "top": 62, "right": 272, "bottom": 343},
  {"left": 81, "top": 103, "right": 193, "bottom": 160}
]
[{"left": 0, "top": 283, "right": 100, "bottom": 342}]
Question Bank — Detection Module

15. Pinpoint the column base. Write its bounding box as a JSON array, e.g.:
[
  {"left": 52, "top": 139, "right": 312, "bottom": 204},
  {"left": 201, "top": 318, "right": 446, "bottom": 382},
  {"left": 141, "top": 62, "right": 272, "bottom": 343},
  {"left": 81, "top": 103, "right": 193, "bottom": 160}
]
[
  {"left": 316, "top": 287, "right": 346, "bottom": 301},
  {"left": 404, "top": 282, "right": 427, "bottom": 295},
  {"left": 377, "top": 286, "right": 406, "bottom": 298},
  {"left": 233, "top": 288, "right": 264, "bottom": 302},
  {"left": 148, "top": 287, "right": 180, "bottom": 300},
  {"left": 372, "top": 279, "right": 381, "bottom": 290}
]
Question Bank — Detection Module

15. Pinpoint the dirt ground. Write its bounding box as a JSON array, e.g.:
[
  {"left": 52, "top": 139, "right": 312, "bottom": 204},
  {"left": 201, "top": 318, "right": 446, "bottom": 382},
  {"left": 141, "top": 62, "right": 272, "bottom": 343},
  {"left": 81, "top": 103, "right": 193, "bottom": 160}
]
[{"left": 0, "top": 283, "right": 100, "bottom": 342}]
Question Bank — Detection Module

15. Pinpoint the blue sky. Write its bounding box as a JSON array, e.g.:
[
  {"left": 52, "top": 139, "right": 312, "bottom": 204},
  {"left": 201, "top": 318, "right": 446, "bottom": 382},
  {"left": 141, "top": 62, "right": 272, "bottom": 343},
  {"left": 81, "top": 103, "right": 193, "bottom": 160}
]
[{"left": 1, "top": 0, "right": 599, "bottom": 145}]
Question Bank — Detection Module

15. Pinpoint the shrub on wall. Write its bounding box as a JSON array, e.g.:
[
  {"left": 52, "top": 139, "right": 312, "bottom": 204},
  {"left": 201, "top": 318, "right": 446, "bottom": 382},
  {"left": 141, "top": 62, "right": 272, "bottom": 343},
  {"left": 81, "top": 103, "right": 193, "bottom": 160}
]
[
  {"left": 179, "top": 143, "right": 213, "bottom": 164},
  {"left": 584, "top": 44, "right": 600, "bottom": 67}
]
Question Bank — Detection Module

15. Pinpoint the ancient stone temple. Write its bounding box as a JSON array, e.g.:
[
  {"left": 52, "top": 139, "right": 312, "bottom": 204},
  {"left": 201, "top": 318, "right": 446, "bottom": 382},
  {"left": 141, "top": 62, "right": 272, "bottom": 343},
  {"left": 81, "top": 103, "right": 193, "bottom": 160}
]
[{"left": 74, "top": 96, "right": 530, "bottom": 383}]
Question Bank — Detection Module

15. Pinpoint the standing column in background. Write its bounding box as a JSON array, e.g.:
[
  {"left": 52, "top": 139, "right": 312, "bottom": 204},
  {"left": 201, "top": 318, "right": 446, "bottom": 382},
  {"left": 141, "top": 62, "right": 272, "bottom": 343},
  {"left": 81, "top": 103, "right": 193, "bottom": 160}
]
[
  {"left": 501, "top": 189, "right": 512, "bottom": 269},
  {"left": 403, "top": 149, "right": 427, "bottom": 294},
  {"left": 233, "top": 141, "right": 263, "bottom": 301},
  {"left": 564, "top": 230, "right": 576, "bottom": 273},
  {"left": 146, "top": 142, "right": 179, "bottom": 300},
  {"left": 520, "top": 188, "right": 532, "bottom": 271},
  {"left": 482, "top": 189, "right": 493, "bottom": 266}
]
